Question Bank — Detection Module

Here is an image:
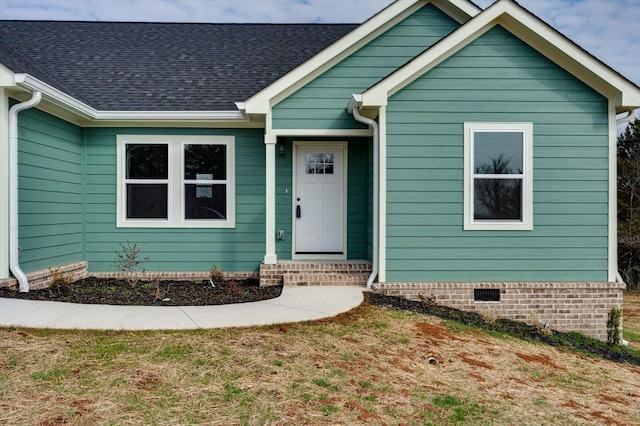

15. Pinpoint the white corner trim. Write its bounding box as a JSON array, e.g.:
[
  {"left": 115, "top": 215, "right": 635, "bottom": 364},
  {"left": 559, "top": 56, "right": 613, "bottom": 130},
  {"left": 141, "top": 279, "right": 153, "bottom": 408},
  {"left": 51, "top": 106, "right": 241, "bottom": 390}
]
[
  {"left": 0, "top": 90, "right": 9, "bottom": 278},
  {"left": 608, "top": 100, "right": 618, "bottom": 282},
  {"left": 378, "top": 106, "right": 387, "bottom": 283},
  {"left": 362, "top": 0, "right": 640, "bottom": 109}
]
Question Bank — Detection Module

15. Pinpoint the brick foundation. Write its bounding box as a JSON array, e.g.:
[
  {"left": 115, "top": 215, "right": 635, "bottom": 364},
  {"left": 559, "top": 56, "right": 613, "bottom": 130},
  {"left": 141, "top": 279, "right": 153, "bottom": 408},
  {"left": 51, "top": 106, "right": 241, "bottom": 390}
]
[
  {"left": 0, "top": 263, "right": 257, "bottom": 291},
  {"left": 260, "top": 261, "right": 372, "bottom": 287},
  {"left": 0, "top": 261, "right": 89, "bottom": 290},
  {"left": 372, "top": 281, "right": 626, "bottom": 341}
]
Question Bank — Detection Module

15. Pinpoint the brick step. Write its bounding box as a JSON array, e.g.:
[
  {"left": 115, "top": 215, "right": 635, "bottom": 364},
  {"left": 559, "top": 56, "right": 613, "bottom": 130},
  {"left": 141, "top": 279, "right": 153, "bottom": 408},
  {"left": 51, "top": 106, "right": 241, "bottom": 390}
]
[
  {"left": 260, "top": 261, "right": 372, "bottom": 287},
  {"left": 283, "top": 272, "right": 370, "bottom": 287}
]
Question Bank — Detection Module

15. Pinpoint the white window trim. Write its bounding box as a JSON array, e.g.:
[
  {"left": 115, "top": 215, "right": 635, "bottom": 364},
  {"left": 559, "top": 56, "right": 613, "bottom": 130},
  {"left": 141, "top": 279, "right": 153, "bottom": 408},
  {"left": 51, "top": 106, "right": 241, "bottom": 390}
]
[
  {"left": 463, "top": 122, "right": 533, "bottom": 231},
  {"left": 116, "top": 135, "right": 235, "bottom": 228}
]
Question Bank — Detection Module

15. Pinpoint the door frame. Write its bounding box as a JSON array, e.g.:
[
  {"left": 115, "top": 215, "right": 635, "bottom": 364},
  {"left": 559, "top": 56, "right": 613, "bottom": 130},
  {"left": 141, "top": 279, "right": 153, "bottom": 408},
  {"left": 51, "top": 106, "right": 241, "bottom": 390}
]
[{"left": 292, "top": 141, "right": 348, "bottom": 260}]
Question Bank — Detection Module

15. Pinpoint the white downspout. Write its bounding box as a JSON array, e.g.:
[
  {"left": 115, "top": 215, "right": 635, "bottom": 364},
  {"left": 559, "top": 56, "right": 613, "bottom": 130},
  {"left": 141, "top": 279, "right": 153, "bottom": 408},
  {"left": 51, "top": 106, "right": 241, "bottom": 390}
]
[
  {"left": 351, "top": 106, "right": 379, "bottom": 289},
  {"left": 9, "top": 91, "right": 42, "bottom": 292},
  {"left": 616, "top": 109, "right": 637, "bottom": 126}
]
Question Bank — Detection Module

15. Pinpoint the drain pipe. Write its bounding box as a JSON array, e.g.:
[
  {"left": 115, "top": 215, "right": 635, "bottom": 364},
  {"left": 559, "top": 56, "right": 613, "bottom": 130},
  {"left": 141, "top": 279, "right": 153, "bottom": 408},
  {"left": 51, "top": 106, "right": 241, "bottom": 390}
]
[
  {"left": 9, "top": 91, "right": 42, "bottom": 292},
  {"left": 351, "top": 105, "right": 379, "bottom": 289},
  {"left": 616, "top": 109, "right": 637, "bottom": 126}
]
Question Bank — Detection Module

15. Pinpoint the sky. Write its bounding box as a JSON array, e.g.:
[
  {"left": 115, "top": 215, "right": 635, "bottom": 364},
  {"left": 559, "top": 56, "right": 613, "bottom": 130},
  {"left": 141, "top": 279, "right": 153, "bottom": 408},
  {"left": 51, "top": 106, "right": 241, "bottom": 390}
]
[{"left": 0, "top": 0, "right": 638, "bottom": 109}]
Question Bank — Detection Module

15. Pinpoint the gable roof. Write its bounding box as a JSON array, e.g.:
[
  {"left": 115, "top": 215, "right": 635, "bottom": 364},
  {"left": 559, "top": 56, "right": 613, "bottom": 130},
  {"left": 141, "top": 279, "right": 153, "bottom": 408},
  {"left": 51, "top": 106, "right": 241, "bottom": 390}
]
[
  {"left": 359, "top": 0, "right": 640, "bottom": 113},
  {"left": 0, "top": 21, "right": 356, "bottom": 112},
  {"left": 243, "top": 0, "right": 481, "bottom": 115}
]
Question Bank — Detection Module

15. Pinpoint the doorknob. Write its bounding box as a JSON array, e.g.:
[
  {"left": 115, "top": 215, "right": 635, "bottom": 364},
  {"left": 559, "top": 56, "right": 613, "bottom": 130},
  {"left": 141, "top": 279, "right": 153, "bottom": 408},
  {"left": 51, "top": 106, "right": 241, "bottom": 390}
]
[{"left": 296, "top": 198, "right": 301, "bottom": 218}]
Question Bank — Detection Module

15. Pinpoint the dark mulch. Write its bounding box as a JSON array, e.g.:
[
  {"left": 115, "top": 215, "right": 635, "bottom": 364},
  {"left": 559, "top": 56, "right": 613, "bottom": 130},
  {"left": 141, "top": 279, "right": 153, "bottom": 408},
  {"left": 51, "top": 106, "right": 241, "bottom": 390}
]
[
  {"left": 0, "top": 277, "right": 282, "bottom": 306},
  {"left": 367, "top": 292, "right": 640, "bottom": 367}
]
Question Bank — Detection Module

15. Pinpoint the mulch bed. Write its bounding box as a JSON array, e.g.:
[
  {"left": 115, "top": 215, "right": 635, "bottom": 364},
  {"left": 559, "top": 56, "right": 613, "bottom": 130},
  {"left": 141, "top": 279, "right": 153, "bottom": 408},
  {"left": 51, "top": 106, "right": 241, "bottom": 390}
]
[
  {"left": 367, "top": 292, "right": 640, "bottom": 366},
  {"left": 0, "top": 277, "right": 282, "bottom": 306}
]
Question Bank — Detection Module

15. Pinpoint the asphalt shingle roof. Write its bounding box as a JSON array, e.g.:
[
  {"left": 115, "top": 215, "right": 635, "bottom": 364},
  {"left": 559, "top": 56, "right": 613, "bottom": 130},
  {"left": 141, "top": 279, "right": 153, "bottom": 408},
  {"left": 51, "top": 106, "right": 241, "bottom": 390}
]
[{"left": 0, "top": 21, "right": 357, "bottom": 111}]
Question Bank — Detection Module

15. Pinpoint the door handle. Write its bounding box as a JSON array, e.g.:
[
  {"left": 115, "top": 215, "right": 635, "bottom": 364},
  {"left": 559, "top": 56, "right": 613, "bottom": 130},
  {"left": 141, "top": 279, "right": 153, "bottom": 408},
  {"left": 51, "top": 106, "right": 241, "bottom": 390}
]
[{"left": 296, "top": 205, "right": 301, "bottom": 218}]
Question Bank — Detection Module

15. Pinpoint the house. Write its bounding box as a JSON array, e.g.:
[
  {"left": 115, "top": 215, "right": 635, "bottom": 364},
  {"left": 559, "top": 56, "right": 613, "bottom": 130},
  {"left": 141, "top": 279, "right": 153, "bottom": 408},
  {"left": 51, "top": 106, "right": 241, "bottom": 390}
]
[{"left": 1, "top": 0, "right": 639, "bottom": 340}]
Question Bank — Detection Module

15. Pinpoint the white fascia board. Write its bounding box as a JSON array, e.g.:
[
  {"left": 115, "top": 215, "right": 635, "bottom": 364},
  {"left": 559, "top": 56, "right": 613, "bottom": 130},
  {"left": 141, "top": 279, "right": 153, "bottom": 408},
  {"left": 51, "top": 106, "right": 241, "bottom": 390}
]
[
  {"left": 362, "top": 0, "right": 640, "bottom": 109},
  {"left": 243, "top": 0, "right": 479, "bottom": 115},
  {"left": 0, "top": 63, "right": 16, "bottom": 87},
  {"left": 15, "top": 73, "right": 248, "bottom": 124}
]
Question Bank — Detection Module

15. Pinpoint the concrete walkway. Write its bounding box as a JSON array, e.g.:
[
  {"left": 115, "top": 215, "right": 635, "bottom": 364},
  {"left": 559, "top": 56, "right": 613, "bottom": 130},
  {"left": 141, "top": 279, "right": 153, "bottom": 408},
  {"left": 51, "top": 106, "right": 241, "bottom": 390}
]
[{"left": 0, "top": 286, "right": 365, "bottom": 330}]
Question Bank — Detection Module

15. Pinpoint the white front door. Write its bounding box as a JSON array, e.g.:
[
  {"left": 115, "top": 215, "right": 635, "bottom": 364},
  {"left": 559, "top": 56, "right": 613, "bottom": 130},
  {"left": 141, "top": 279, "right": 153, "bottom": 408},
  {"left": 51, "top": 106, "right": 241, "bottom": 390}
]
[{"left": 294, "top": 143, "right": 346, "bottom": 255}]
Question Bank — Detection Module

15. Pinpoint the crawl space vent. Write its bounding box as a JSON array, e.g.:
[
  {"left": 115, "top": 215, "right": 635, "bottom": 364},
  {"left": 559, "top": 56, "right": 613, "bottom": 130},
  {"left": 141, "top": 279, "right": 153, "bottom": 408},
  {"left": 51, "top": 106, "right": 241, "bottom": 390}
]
[{"left": 474, "top": 289, "right": 500, "bottom": 302}]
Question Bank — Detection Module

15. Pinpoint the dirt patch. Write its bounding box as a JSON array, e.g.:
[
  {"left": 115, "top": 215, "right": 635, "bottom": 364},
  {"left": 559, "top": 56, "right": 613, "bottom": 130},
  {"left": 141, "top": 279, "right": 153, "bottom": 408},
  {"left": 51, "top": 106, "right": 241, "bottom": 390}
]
[
  {"left": 458, "top": 352, "right": 493, "bottom": 369},
  {"left": 515, "top": 352, "right": 563, "bottom": 370},
  {"left": 0, "top": 277, "right": 282, "bottom": 306},
  {"left": 468, "top": 372, "right": 485, "bottom": 382},
  {"left": 416, "top": 322, "right": 458, "bottom": 342}
]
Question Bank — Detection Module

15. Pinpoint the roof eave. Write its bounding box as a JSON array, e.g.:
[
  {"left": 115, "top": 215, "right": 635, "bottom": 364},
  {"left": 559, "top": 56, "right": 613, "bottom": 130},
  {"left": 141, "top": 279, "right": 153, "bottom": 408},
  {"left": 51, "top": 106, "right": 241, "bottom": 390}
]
[{"left": 14, "top": 73, "right": 249, "bottom": 126}]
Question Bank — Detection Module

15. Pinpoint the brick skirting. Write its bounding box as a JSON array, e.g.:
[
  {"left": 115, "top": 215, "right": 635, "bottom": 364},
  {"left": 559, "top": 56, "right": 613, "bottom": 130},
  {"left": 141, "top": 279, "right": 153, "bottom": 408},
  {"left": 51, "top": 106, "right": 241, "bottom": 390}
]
[
  {"left": 0, "top": 264, "right": 258, "bottom": 291},
  {"left": 372, "top": 281, "right": 626, "bottom": 341},
  {"left": 0, "top": 261, "right": 89, "bottom": 290},
  {"left": 260, "top": 261, "right": 372, "bottom": 287}
]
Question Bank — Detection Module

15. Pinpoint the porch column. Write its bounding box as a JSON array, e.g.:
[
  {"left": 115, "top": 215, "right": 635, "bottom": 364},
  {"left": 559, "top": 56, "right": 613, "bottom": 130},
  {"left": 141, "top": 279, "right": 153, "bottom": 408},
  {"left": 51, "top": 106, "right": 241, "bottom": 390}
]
[{"left": 263, "top": 132, "right": 277, "bottom": 264}]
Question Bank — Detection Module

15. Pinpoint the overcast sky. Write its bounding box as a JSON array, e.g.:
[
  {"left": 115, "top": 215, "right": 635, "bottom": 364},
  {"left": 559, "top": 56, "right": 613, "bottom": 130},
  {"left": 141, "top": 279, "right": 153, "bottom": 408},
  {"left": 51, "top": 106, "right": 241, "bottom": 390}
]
[{"left": 0, "top": 0, "right": 638, "bottom": 89}]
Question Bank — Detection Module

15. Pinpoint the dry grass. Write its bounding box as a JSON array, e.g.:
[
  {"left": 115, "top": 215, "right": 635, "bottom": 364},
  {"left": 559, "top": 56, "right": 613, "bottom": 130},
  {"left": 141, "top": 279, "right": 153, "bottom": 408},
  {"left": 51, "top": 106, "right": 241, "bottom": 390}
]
[
  {"left": 1, "top": 300, "right": 640, "bottom": 425},
  {"left": 624, "top": 291, "right": 640, "bottom": 350}
]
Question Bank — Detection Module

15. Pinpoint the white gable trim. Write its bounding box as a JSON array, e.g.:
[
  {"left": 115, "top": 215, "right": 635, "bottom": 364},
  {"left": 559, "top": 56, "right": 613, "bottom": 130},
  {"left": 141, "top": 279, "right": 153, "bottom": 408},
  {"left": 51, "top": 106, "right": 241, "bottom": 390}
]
[
  {"left": 362, "top": 0, "right": 640, "bottom": 111},
  {"left": 242, "top": 0, "right": 480, "bottom": 115}
]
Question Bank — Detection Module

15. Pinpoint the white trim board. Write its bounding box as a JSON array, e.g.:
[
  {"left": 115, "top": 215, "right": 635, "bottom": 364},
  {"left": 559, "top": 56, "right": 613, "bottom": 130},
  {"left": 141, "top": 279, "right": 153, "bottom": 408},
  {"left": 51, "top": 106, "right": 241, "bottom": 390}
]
[
  {"left": 361, "top": 0, "right": 640, "bottom": 112},
  {"left": 243, "top": 0, "right": 479, "bottom": 115},
  {"left": 0, "top": 90, "right": 9, "bottom": 278}
]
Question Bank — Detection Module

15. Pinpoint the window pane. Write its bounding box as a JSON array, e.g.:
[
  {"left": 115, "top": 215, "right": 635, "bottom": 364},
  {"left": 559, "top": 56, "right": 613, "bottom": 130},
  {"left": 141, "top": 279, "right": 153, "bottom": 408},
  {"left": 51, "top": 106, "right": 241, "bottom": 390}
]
[
  {"left": 474, "top": 132, "right": 523, "bottom": 174},
  {"left": 126, "top": 184, "right": 168, "bottom": 219},
  {"left": 474, "top": 179, "right": 522, "bottom": 220},
  {"left": 184, "top": 144, "right": 226, "bottom": 180},
  {"left": 305, "top": 152, "right": 334, "bottom": 175},
  {"left": 126, "top": 144, "right": 168, "bottom": 179},
  {"left": 184, "top": 184, "right": 227, "bottom": 219}
]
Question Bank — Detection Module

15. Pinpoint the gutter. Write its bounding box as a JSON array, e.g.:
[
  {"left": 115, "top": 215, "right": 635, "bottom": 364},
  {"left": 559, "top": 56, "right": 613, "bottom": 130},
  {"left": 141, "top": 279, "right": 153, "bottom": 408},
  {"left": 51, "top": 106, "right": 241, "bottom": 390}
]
[
  {"left": 348, "top": 94, "right": 379, "bottom": 288},
  {"left": 15, "top": 74, "right": 247, "bottom": 123},
  {"left": 9, "top": 90, "right": 42, "bottom": 292}
]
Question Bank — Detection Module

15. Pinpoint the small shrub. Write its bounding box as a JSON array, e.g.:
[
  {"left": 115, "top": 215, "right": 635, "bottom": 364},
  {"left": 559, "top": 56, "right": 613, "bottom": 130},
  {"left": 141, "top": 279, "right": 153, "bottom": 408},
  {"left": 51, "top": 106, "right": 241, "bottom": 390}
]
[
  {"left": 209, "top": 263, "right": 225, "bottom": 286},
  {"left": 47, "top": 267, "right": 73, "bottom": 297},
  {"left": 224, "top": 279, "right": 242, "bottom": 296},
  {"left": 112, "top": 241, "right": 148, "bottom": 286},
  {"left": 478, "top": 309, "right": 498, "bottom": 325},
  {"left": 607, "top": 308, "right": 622, "bottom": 346},
  {"left": 49, "top": 266, "right": 72, "bottom": 287}
]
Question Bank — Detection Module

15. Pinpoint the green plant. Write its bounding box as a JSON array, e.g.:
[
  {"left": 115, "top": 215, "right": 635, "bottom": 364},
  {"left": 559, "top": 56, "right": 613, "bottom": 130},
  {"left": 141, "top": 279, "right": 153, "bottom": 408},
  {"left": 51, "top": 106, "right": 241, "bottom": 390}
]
[
  {"left": 607, "top": 308, "right": 622, "bottom": 346},
  {"left": 209, "top": 263, "right": 225, "bottom": 286},
  {"left": 112, "top": 241, "right": 148, "bottom": 286}
]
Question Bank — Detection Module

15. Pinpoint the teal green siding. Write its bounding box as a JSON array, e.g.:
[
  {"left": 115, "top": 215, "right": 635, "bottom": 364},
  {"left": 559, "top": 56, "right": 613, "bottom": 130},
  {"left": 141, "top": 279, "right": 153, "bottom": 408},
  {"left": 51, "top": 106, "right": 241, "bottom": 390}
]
[
  {"left": 17, "top": 107, "right": 84, "bottom": 272},
  {"left": 272, "top": 4, "right": 459, "bottom": 129},
  {"left": 84, "top": 128, "right": 265, "bottom": 272},
  {"left": 385, "top": 26, "right": 609, "bottom": 282},
  {"left": 275, "top": 138, "right": 371, "bottom": 260}
]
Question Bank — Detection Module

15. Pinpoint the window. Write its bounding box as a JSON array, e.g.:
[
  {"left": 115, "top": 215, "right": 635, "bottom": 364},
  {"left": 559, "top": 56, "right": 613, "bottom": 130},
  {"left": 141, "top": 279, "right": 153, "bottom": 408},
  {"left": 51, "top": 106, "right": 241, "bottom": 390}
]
[
  {"left": 117, "top": 135, "right": 234, "bottom": 228},
  {"left": 464, "top": 123, "right": 532, "bottom": 230}
]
